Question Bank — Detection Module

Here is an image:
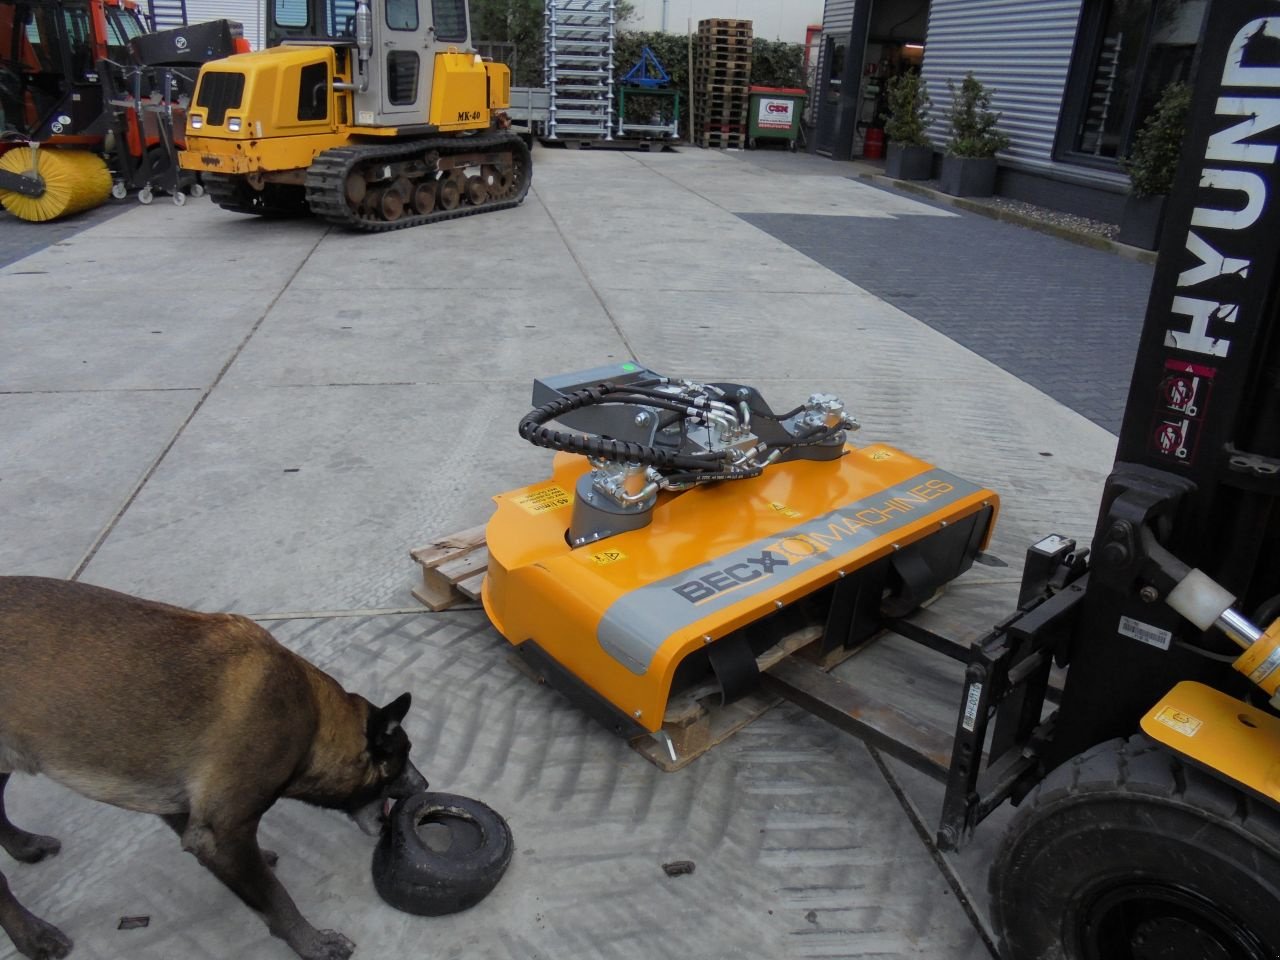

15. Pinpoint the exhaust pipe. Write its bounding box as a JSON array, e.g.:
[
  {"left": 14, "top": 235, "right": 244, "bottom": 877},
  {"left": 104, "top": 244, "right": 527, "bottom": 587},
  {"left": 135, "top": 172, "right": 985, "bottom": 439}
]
[{"left": 333, "top": 0, "right": 372, "bottom": 94}]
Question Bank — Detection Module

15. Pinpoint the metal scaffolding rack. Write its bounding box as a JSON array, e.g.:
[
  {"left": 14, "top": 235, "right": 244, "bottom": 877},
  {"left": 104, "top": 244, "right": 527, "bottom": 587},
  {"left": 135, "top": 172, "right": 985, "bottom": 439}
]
[{"left": 544, "top": 0, "right": 616, "bottom": 140}]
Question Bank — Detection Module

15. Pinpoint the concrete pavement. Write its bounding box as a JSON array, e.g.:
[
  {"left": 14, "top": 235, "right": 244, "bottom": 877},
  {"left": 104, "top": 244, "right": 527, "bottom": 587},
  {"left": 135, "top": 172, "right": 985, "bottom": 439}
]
[{"left": 0, "top": 145, "right": 1141, "bottom": 959}]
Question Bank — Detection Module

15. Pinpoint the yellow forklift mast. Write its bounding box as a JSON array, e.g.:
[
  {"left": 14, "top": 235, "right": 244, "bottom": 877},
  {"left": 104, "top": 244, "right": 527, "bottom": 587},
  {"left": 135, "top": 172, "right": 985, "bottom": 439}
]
[{"left": 179, "top": 0, "right": 528, "bottom": 228}]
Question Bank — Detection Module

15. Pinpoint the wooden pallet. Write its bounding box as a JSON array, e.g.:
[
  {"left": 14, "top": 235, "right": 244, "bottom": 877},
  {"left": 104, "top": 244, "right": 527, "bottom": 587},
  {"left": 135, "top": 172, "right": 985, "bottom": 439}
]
[
  {"left": 695, "top": 77, "right": 751, "bottom": 91},
  {"left": 698, "top": 17, "right": 751, "bottom": 28},
  {"left": 698, "top": 121, "right": 747, "bottom": 133},
  {"left": 699, "top": 96, "right": 749, "bottom": 111},
  {"left": 697, "top": 21, "right": 753, "bottom": 41},
  {"left": 409, "top": 524, "right": 488, "bottom": 610},
  {"left": 631, "top": 626, "right": 865, "bottom": 771},
  {"left": 695, "top": 48, "right": 752, "bottom": 62},
  {"left": 695, "top": 74, "right": 752, "bottom": 91},
  {"left": 696, "top": 136, "right": 746, "bottom": 150}
]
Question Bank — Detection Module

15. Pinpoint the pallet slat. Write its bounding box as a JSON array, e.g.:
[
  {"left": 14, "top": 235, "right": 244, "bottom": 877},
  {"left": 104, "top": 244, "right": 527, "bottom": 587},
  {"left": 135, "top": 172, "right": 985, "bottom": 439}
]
[
  {"left": 631, "top": 627, "right": 862, "bottom": 771},
  {"left": 410, "top": 524, "right": 488, "bottom": 610}
]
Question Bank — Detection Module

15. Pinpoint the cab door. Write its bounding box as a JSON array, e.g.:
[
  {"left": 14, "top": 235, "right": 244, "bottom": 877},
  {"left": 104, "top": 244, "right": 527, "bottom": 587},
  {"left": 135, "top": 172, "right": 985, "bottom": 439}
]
[{"left": 379, "top": 0, "right": 428, "bottom": 119}]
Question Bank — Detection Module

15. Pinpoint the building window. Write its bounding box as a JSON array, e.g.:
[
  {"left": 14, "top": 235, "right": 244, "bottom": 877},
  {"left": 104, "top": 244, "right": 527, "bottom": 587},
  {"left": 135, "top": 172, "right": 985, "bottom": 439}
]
[
  {"left": 1059, "top": 0, "right": 1206, "bottom": 165},
  {"left": 274, "top": 0, "right": 308, "bottom": 29}
]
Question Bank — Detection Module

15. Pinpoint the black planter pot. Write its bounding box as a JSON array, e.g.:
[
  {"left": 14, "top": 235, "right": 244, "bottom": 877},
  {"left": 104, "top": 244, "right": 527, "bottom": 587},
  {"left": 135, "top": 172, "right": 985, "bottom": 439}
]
[
  {"left": 939, "top": 156, "right": 997, "bottom": 197},
  {"left": 1117, "top": 194, "right": 1167, "bottom": 250},
  {"left": 885, "top": 144, "right": 934, "bottom": 180}
]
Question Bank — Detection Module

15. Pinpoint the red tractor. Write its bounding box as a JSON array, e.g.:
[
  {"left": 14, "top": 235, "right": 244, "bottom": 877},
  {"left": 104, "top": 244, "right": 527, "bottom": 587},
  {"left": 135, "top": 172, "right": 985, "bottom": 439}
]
[{"left": 0, "top": 0, "right": 247, "bottom": 220}]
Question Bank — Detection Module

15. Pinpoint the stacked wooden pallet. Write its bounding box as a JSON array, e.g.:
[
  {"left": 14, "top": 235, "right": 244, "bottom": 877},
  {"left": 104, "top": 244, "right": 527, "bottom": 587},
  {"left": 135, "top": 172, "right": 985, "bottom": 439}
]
[{"left": 693, "top": 18, "right": 752, "bottom": 149}]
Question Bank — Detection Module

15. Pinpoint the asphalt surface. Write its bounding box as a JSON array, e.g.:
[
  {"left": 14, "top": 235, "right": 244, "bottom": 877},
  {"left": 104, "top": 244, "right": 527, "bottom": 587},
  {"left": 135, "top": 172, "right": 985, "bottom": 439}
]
[
  {"left": 0, "top": 146, "right": 1128, "bottom": 960},
  {"left": 741, "top": 195, "right": 1154, "bottom": 434},
  {"left": 4, "top": 164, "right": 1155, "bottom": 435},
  {"left": 0, "top": 201, "right": 131, "bottom": 269}
]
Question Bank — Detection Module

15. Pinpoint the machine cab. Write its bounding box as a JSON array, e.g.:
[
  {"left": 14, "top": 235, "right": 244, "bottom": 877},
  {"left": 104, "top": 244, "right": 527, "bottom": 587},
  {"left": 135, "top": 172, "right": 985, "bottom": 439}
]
[{"left": 267, "top": 0, "right": 473, "bottom": 128}]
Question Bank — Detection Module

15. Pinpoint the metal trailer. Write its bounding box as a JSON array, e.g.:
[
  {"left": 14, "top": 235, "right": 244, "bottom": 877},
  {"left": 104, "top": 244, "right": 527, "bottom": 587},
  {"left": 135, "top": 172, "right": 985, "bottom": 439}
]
[{"left": 506, "top": 85, "right": 551, "bottom": 141}]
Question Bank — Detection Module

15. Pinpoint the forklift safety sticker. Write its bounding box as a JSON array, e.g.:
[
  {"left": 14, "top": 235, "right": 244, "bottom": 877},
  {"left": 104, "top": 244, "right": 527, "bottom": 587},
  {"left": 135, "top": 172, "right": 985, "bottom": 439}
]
[
  {"left": 597, "top": 468, "right": 987, "bottom": 674},
  {"left": 1154, "top": 706, "right": 1202, "bottom": 738},
  {"left": 1248, "top": 647, "right": 1280, "bottom": 686},
  {"left": 962, "top": 682, "right": 983, "bottom": 732},
  {"left": 1119, "top": 616, "right": 1172, "bottom": 651},
  {"left": 513, "top": 485, "right": 572, "bottom": 515}
]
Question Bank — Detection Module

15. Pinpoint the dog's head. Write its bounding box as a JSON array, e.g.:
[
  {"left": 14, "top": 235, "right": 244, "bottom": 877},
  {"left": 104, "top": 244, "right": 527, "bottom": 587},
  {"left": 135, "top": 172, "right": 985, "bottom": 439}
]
[{"left": 347, "top": 692, "right": 429, "bottom": 835}]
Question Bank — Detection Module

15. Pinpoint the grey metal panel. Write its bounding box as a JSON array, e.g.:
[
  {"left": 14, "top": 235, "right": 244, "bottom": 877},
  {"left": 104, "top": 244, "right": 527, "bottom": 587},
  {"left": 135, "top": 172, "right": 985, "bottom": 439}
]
[
  {"left": 822, "top": 0, "right": 856, "bottom": 35},
  {"left": 185, "top": 0, "right": 262, "bottom": 47},
  {"left": 921, "top": 0, "right": 1083, "bottom": 170}
]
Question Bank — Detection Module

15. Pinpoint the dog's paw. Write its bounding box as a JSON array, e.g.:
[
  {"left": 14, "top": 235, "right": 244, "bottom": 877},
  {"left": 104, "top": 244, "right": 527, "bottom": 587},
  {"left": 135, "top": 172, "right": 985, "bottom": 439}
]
[
  {"left": 3, "top": 831, "right": 61, "bottom": 864},
  {"left": 295, "top": 929, "right": 355, "bottom": 960},
  {"left": 12, "top": 913, "right": 72, "bottom": 960}
]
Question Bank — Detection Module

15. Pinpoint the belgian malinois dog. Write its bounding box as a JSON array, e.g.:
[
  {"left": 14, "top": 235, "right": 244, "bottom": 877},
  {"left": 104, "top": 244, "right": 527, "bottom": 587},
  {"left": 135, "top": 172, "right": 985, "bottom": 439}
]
[{"left": 0, "top": 576, "right": 428, "bottom": 960}]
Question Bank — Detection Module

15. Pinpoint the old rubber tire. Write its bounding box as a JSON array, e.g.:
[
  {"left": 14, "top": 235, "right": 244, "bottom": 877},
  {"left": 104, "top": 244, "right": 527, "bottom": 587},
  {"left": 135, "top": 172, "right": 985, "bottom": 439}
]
[
  {"left": 989, "top": 735, "right": 1280, "bottom": 960},
  {"left": 372, "top": 791, "right": 513, "bottom": 916}
]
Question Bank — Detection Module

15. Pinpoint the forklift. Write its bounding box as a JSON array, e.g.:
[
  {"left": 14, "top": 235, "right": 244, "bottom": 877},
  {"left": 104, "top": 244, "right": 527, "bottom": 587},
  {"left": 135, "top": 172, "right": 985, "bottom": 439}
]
[
  {"left": 477, "top": 2, "right": 1280, "bottom": 955},
  {"left": 943, "top": 5, "right": 1280, "bottom": 954}
]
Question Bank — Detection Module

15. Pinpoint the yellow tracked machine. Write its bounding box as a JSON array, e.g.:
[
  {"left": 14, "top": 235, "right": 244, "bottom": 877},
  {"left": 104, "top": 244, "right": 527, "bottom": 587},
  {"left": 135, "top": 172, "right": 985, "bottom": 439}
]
[{"left": 179, "top": 0, "right": 528, "bottom": 229}]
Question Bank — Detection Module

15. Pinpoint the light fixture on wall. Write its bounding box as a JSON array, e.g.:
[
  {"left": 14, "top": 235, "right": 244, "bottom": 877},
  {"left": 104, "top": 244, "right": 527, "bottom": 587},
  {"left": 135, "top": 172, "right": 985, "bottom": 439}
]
[{"left": 903, "top": 43, "right": 925, "bottom": 52}]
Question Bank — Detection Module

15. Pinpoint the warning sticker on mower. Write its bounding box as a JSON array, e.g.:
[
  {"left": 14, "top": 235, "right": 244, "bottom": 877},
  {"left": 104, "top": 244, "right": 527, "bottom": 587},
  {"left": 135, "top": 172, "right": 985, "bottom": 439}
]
[
  {"left": 1154, "top": 706, "right": 1202, "bottom": 738},
  {"left": 590, "top": 550, "right": 627, "bottom": 566},
  {"left": 513, "top": 484, "right": 572, "bottom": 515},
  {"left": 768, "top": 502, "right": 801, "bottom": 519}
]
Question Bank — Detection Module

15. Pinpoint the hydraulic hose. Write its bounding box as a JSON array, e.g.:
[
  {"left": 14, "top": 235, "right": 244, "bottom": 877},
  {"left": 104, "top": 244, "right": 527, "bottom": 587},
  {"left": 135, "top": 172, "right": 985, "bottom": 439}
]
[{"left": 517, "top": 383, "right": 729, "bottom": 471}]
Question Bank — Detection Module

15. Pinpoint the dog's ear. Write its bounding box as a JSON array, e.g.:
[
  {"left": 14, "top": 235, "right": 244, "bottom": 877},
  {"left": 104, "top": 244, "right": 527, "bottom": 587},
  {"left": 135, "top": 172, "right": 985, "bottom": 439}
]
[
  {"left": 368, "top": 692, "right": 412, "bottom": 751},
  {"left": 382, "top": 692, "right": 412, "bottom": 728}
]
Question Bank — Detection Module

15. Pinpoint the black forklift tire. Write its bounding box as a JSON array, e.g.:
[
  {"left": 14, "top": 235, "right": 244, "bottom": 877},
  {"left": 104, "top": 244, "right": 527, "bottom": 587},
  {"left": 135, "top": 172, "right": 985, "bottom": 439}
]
[
  {"left": 989, "top": 735, "right": 1280, "bottom": 960},
  {"left": 371, "top": 791, "right": 513, "bottom": 917}
]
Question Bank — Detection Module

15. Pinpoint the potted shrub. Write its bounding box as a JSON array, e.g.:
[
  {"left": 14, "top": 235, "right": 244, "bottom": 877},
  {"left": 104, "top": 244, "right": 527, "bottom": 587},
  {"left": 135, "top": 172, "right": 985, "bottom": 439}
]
[
  {"left": 1118, "top": 82, "right": 1192, "bottom": 250},
  {"left": 882, "top": 72, "right": 933, "bottom": 180},
  {"left": 940, "top": 72, "right": 1009, "bottom": 197}
]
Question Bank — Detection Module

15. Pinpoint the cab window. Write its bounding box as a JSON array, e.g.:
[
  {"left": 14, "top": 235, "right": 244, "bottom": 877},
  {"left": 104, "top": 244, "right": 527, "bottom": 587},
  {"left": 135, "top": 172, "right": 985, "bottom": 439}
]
[
  {"left": 385, "top": 0, "right": 417, "bottom": 32},
  {"left": 105, "top": 9, "right": 144, "bottom": 60},
  {"left": 431, "top": 0, "right": 465, "bottom": 41}
]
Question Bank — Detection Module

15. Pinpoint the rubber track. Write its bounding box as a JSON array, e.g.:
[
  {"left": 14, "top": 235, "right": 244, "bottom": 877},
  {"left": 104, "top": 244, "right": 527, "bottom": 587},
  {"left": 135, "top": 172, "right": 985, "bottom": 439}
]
[{"left": 304, "top": 130, "right": 531, "bottom": 232}]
